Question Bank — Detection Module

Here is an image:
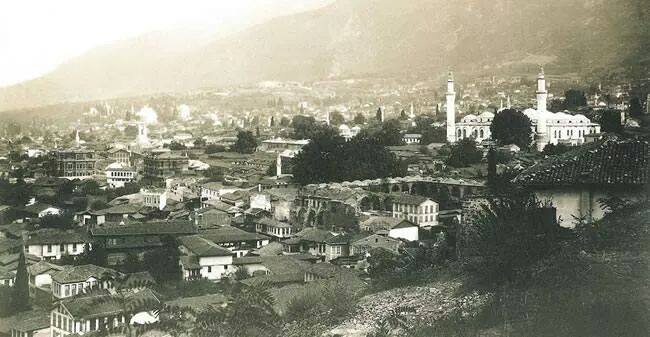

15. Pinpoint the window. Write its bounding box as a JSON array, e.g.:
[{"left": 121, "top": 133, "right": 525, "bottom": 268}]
[
  {"left": 224, "top": 265, "right": 228, "bottom": 270},
  {"left": 207, "top": 266, "right": 212, "bottom": 273},
  {"left": 47, "top": 245, "right": 52, "bottom": 253}
]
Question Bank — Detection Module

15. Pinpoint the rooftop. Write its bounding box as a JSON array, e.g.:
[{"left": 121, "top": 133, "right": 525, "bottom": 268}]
[
  {"left": 91, "top": 221, "right": 196, "bottom": 236},
  {"left": 61, "top": 288, "right": 160, "bottom": 319},
  {"left": 514, "top": 138, "right": 650, "bottom": 186},
  {"left": 25, "top": 229, "right": 89, "bottom": 245},
  {"left": 179, "top": 235, "right": 233, "bottom": 257},
  {"left": 391, "top": 193, "right": 433, "bottom": 206},
  {"left": 52, "top": 264, "right": 118, "bottom": 283}
]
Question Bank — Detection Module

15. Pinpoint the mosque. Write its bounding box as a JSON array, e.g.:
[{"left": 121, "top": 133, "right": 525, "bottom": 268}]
[{"left": 446, "top": 68, "right": 601, "bottom": 150}]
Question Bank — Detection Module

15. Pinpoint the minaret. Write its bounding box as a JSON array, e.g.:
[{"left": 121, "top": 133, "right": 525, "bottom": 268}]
[
  {"left": 326, "top": 110, "right": 331, "bottom": 126},
  {"left": 409, "top": 103, "right": 415, "bottom": 119},
  {"left": 75, "top": 129, "right": 80, "bottom": 147},
  {"left": 507, "top": 95, "right": 512, "bottom": 109},
  {"left": 446, "top": 71, "right": 456, "bottom": 143},
  {"left": 535, "top": 67, "right": 549, "bottom": 151}
]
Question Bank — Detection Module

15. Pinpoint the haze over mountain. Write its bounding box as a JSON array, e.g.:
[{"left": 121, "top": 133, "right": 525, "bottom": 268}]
[{"left": 1, "top": 0, "right": 648, "bottom": 112}]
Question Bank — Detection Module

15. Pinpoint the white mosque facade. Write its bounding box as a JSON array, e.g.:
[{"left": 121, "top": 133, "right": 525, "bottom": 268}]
[{"left": 447, "top": 69, "right": 601, "bottom": 150}]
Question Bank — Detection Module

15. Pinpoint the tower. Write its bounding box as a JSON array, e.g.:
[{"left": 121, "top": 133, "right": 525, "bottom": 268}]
[
  {"left": 409, "top": 103, "right": 415, "bottom": 119},
  {"left": 75, "top": 129, "right": 80, "bottom": 147},
  {"left": 136, "top": 122, "right": 149, "bottom": 146},
  {"left": 446, "top": 71, "right": 456, "bottom": 143},
  {"left": 535, "top": 67, "right": 549, "bottom": 151},
  {"left": 507, "top": 95, "right": 511, "bottom": 109}
]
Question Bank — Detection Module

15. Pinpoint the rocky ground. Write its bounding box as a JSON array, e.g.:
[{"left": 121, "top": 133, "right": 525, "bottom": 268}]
[{"left": 328, "top": 281, "right": 492, "bottom": 337}]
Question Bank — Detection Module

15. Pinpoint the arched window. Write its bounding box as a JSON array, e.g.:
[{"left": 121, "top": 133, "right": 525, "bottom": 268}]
[
  {"left": 479, "top": 129, "right": 484, "bottom": 138},
  {"left": 463, "top": 129, "right": 467, "bottom": 138}
]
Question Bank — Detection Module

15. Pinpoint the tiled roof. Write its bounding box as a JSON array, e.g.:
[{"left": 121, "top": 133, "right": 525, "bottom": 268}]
[
  {"left": 391, "top": 193, "right": 432, "bottom": 205},
  {"left": 178, "top": 235, "right": 233, "bottom": 257},
  {"left": 91, "top": 221, "right": 196, "bottom": 236},
  {"left": 25, "top": 229, "right": 89, "bottom": 245},
  {"left": 513, "top": 138, "right": 650, "bottom": 186},
  {"left": 28, "top": 260, "right": 65, "bottom": 275},
  {"left": 199, "top": 226, "right": 265, "bottom": 243},
  {"left": 52, "top": 264, "right": 118, "bottom": 283},
  {"left": 291, "top": 227, "right": 335, "bottom": 243},
  {"left": 6, "top": 310, "right": 50, "bottom": 333},
  {"left": 257, "top": 217, "right": 292, "bottom": 228},
  {"left": 61, "top": 288, "right": 160, "bottom": 319},
  {"left": 165, "top": 293, "right": 228, "bottom": 311}
]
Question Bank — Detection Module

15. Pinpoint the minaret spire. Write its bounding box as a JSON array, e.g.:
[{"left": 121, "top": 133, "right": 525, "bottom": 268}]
[
  {"left": 446, "top": 70, "right": 456, "bottom": 143},
  {"left": 535, "top": 66, "right": 549, "bottom": 151}
]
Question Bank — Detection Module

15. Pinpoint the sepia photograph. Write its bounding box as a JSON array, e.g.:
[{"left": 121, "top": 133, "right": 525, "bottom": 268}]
[{"left": 0, "top": 0, "right": 648, "bottom": 336}]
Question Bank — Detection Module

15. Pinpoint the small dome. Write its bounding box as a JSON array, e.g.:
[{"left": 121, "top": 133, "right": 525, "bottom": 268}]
[
  {"left": 479, "top": 111, "right": 495, "bottom": 118},
  {"left": 338, "top": 124, "right": 350, "bottom": 131}
]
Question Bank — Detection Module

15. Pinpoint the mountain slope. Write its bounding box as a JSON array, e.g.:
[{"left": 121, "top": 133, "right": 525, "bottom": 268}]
[{"left": 1, "top": 0, "right": 648, "bottom": 112}]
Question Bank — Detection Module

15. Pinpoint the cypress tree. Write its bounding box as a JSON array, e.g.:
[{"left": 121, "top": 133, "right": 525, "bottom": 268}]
[{"left": 11, "top": 251, "right": 30, "bottom": 312}]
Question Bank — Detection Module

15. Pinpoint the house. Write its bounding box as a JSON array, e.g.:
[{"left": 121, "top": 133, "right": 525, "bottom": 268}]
[
  {"left": 402, "top": 133, "right": 422, "bottom": 144},
  {"left": 513, "top": 137, "right": 650, "bottom": 227},
  {"left": 360, "top": 216, "right": 419, "bottom": 241},
  {"left": 23, "top": 202, "right": 62, "bottom": 219},
  {"left": 178, "top": 235, "right": 234, "bottom": 281},
  {"left": 27, "top": 260, "right": 65, "bottom": 290},
  {"left": 220, "top": 190, "right": 249, "bottom": 208},
  {"left": 0, "top": 268, "right": 14, "bottom": 286},
  {"left": 200, "top": 182, "right": 241, "bottom": 207},
  {"left": 5, "top": 310, "right": 50, "bottom": 337},
  {"left": 107, "top": 147, "right": 129, "bottom": 165},
  {"left": 143, "top": 151, "right": 188, "bottom": 179},
  {"left": 51, "top": 264, "right": 118, "bottom": 299},
  {"left": 197, "top": 226, "right": 269, "bottom": 257},
  {"left": 141, "top": 188, "right": 167, "bottom": 210},
  {"left": 249, "top": 193, "right": 272, "bottom": 212},
  {"left": 351, "top": 234, "right": 403, "bottom": 256},
  {"left": 324, "top": 234, "right": 354, "bottom": 261},
  {"left": 55, "top": 148, "right": 96, "bottom": 180},
  {"left": 190, "top": 206, "right": 233, "bottom": 229},
  {"left": 236, "top": 255, "right": 314, "bottom": 287},
  {"left": 282, "top": 227, "right": 335, "bottom": 257},
  {"left": 391, "top": 194, "right": 439, "bottom": 227},
  {"left": 105, "top": 162, "right": 137, "bottom": 188},
  {"left": 24, "top": 229, "right": 90, "bottom": 260},
  {"left": 255, "top": 217, "right": 293, "bottom": 239},
  {"left": 50, "top": 288, "right": 160, "bottom": 337},
  {"left": 90, "top": 221, "right": 196, "bottom": 265}
]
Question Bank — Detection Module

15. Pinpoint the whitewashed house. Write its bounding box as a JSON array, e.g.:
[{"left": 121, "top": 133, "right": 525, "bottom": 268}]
[
  {"left": 178, "top": 235, "right": 234, "bottom": 281},
  {"left": 391, "top": 194, "right": 439, "bottom": 228}
]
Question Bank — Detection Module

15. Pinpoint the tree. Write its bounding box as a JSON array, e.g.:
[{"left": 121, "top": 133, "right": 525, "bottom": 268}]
[
  {"left": 353, "top": 113, "right": 366, "bottom": 125},
  {"left": 446, "top": 138, "right": 482, "bottom": 168},
  {"left": 193, "top": 138, "right": 206, "bottom": 148},
  {"left": 205, "top": 144, "right": 226, "bottom": 154},
  {"left": 121, "top": 252, "right": 142, "bottom": 273},
  {"left": 628, "top": 97, "right": 643, "bottom": 117},
  {"left": 232, "top": 131, "right": 257, "bottom": 154},
  {"left": 203, "top": 166, "right": 225, "bottom": 181},
  {"left": 292, "top": 132, "right": 405, "bottom": 185},
  {"left": 600, "top": 109, "right": 623, "bottom": 133},
  {"left": 193, "top": 284, "right": 280, "bottom": 337},
  {"left": 143, "top": 236, "right": 180, "bottom": 282},
  {"left": 490, "top": 109, "right": 532, "bottom": 149},
  {"left": 399, "top": 109, "right": 407, "bottom": 120},
  {"left": 0, "top": 286, "right": 12, "bottom": 317},
  {"left": 329, "top": 111, "right": 345, "bottom": 126},
  {"left": 564, "top": 89, "right": 588, "bottom": 110},
  {"left": 466, "top": 193, "right": 558, "bottom": 286},
  {"left": 40, "top": 213, "right": 74, "bottom": 230},
  {"left": 542, "top": 143, "right": 570, "bottom": 156},
  {"left": 270, "top": 116, "right": 275, "bottom": 127},
  {"left": 374, "top": 119, "right": 403, "bottom": 146},
  {"left": 167, "top": 141, "right": 186, "bottom": 150},
  {"left": 280, "top": 116, "right": 290, "bottom": 127},
  {"left": 11, "top": 251, "right": 30, "bottom": 312},
  {"left": 124, "top": 125, "right": 138, "bottom": 138},
  {"left": 376, "top": 108, "right": 383, "bottom": 122}
]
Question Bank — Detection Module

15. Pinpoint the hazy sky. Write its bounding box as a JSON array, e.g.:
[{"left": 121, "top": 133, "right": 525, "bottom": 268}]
[{"left": 0, "top": 0, "right": 331, "bottom": 87}]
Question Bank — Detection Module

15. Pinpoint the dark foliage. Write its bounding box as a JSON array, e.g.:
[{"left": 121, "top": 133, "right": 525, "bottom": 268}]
[
  {"left": 541, "top": 143, "right": 571, "bottom": 156},
  {"left": 628, "top": 97, "right": 643, "bottom": 117},
  {"left": 292, "top": 132, "right": 405, "bottom": 185},
  {"left": 11, "top": 251, "right": 30, "bottom": 312},
  {"left": 232, "top": 131, "right": 258, "bottom": 154},
  {"left": 564, "top": 89, "right": 588, "bottom": 110},
  {"left": 446, "top": 138, "right": 483, "bottom": 168},
  {"left": 205, "top": 144, "right": 226, "bottom": 154},
  {"left": 599, "top": 109, "right": 623, "bottom": 133},
  {"left": 490, "top": 109, "right": 532, "bottom": 149}
]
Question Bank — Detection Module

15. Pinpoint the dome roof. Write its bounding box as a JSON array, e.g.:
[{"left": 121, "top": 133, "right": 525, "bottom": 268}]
[
  {"left": 523, "top": 108, "right": 538, "bottom": 120},
  {"left": 479, "top": 111, "right": 495, "bottom": 118},
  {"left": 338, "top": 124, "right": 350, "bottom": 131}
]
